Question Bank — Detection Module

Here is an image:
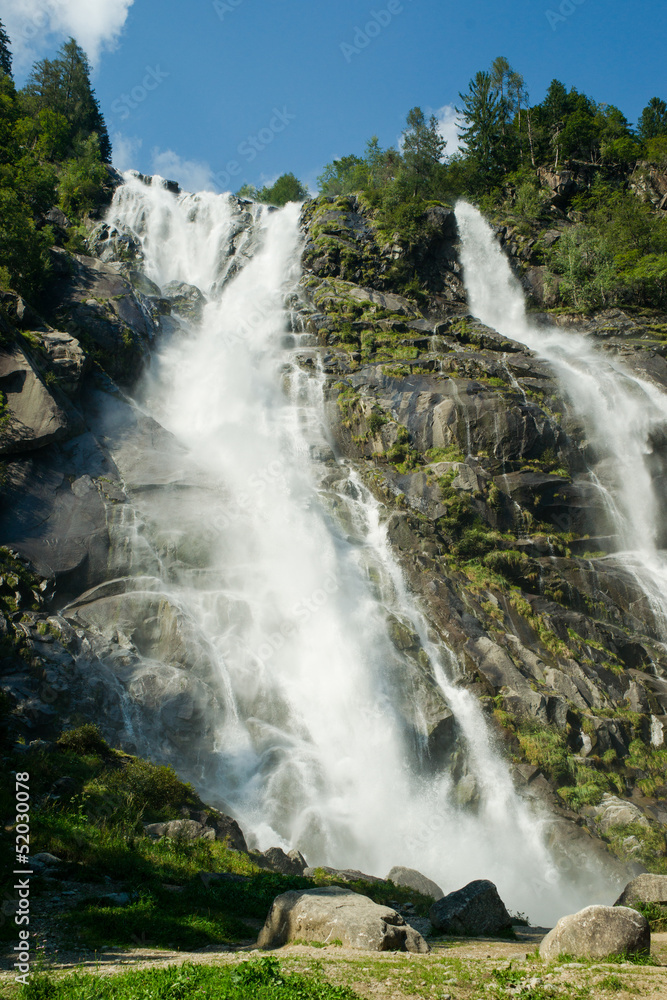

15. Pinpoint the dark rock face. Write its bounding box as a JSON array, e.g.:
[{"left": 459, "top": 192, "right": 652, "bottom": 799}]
[
  {"left": 47, "top": 248, "right": 157, "bottom": 382},
  {"left": 539, "top": 904, "right": 650, "bottom": 961},
  {"left": 428, "top": 879, "right": 512, "bottom": 936}
]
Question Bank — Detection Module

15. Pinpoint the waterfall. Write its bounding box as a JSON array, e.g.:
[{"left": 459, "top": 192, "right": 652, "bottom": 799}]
[
  {"left": 456, "top": 202, "right": 667, "bottom": 636},
  {"left": 95, "top": 175, "right": 616, "bottom": 923}
]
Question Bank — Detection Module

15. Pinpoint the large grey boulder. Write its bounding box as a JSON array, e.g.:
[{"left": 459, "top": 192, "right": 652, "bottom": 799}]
[
  {"left": 386, "top": 866, "right": 443, "bottom": 901},
  {"left": 429, "top": 879, "right": 512, "bottom": 936},
  {"left": 615, "top": 873, "right": 667, "bottom": 908},
  {"left": 0, "top": 344, "right": 70, "bottom": 456},
  {"left": 539, "top": 905, "right": 650, "bottom": 961},
  {"left": 0, "top": 441, "right": 113, "bottom": 594},
  {"left": 257, "top": 886, "right": 429, "bottom": 952}
]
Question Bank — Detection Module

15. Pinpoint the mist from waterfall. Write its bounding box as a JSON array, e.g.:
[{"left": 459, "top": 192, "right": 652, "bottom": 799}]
[
  {"left": 456, "top": 202, "right": 667, "bottom": 637},
  {"left": 100, "top": 176, "right": 617, "bottom": 923}
]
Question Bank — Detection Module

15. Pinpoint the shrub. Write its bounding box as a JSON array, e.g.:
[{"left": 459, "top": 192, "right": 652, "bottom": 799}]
[{"left": 56, "top": 723, "right": 110, "bottom": 757}]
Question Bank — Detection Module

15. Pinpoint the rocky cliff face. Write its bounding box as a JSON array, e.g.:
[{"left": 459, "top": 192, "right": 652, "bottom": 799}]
[
  {"left": 292, "top": 194, "right": 667, "bottom": 873},
  {"left": 1, "top": 182, "right": 666, "bottom": 880}
]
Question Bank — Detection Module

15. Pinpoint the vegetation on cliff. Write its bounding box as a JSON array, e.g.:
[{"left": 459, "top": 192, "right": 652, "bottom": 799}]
[
  {"left": 0, "top": 26, "right": 111, "bottom": 301},
  {"left": 316, "top": 57, "right": 667, "bottom": 311}
]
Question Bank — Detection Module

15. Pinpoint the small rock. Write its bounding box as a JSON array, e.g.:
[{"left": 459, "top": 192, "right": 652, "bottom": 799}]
[{"left": 303, "top": 866, "right": 387, "bottom": 884}]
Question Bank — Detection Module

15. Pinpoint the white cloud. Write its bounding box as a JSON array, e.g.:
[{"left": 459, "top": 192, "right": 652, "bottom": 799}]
[
  {"left": 151, "top": 149, "right": 216, "bottom": 194},
  {"left": 434, "top": 104, "right": 464, "bottom": 157},
  {"left": 112, "top": 132, "right": 142, "bottom": 173},
  {"left": 4, "top": 0, "right": 134, "bottom": 71}
]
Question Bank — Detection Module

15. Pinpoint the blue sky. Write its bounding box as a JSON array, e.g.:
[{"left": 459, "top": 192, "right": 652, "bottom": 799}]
[{"left": 5, "top": 0, "right": 667, "bottom": 194}]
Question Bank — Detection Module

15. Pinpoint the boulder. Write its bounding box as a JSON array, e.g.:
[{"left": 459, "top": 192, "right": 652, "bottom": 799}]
[
  {"left": 594, "top": 794, "right": 650, "bottom": 835},
  {"left": 386, "top": 866, "right": 443, "bottom": 901},
  {"left": 143, "top": 819, "right": 215, "bottom": 842},
  {"left": 615, "top": 873, "right": 667, "bottom": 908},
  {"left": 0, "top": 344, "right": 70, "bottom": 455},
  {"left": 88, "top": 221, "right": 143, "bottom": 266},
  {"left": 428, "top": 879, "right": 512, "bottom": 936},
  {"left": 257, "top": 847, "right": 307, "bottom": 876},
  {"left": 39, "top": 330, "right": 88, "bottom": 395},
  {"left": 257, "top": 886, "right": 429, "bottom": 952},
  {"left": 190, "top": 810, "right": 248, "bottom": 852},
  {"left": 539, "top": 905, "right": 650, "bottom": 961},
  {"left": 162, "top": 281, "right": 206, "bottom": 321},
  {"left": 144, "top": 810, "right": 247, "bottom": 850},
  {"left": 0, "top": 443, "right": 112, "bottom": 595}
]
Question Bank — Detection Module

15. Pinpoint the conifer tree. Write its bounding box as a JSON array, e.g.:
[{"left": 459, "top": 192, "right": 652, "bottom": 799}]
[
  {"left": 639, "top": 97, "right": 667, "bottom": 141},
  {"left": 24, "top": 38, "right": 111, "bottom": 161},
  {"left": 0, "top": 18, "right": 11, "bottom": 77},
  {"left": 457, "top": 72, "right": 504, "bottom": 182}
]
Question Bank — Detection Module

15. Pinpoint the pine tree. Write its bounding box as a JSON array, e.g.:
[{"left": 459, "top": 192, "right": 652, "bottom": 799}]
[
  {"left": 24, "top": 38, "right": 111, "bottom": 161},
  {"left": 457, "top": 72, "right": 504, "bottom": 183},
  {"left": 0, "top": 18, "right": 11, "bottom": 78},
  {"left": 638, "top": 97, "right": 667, "bottom": 141},
  {"left": 401, "top": 107, "right": 446, "bottom": 196}
]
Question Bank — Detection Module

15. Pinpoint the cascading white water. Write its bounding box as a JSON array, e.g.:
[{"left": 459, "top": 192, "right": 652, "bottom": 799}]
[
  {"left": 100, "top": 175, "right": 617, "bottom": 922},
  {"left": 456, "top": 202, "right": 667, "bottom": 636}
]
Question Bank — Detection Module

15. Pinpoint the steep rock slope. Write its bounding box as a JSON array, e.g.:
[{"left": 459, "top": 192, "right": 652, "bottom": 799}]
[{"left": 292, "top": 194, "right": 667, "bottom": 872}]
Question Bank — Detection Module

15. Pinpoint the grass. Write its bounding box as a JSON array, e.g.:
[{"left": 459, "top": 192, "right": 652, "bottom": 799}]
[
  {"left": 17, "top": 958, "right": 360, "bottom": 1000},
  {"left": 633, "top": 901, "right": 667, "bottom": 932},
  {"left": 0, "top": 726, "right": 435, "bottom": 954}
]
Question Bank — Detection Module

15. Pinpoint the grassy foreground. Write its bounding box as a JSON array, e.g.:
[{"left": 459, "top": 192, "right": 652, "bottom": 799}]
[
  {"left": 0, "top": 726, "right": 431, "bottom": 955},
  {"left": 3, "top": 943, "right": 666, "bottom": 1000}
]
